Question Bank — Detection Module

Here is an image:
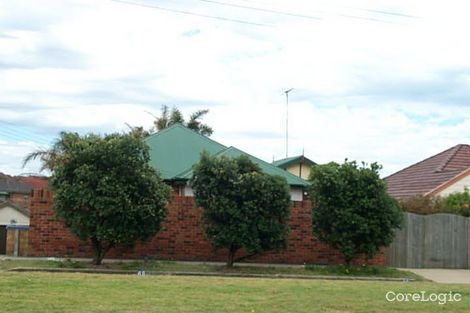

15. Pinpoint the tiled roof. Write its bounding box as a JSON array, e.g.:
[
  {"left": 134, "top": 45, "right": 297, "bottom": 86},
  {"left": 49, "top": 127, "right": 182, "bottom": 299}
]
[
  {"left": 385, "top": 144, "right": 470, "bottom": 199},
  {"left": 16, "top": 176, "right": 49, "bottom": 190},
  {"left": 0, "top": 173, "right": 32, "bottom": 194}
]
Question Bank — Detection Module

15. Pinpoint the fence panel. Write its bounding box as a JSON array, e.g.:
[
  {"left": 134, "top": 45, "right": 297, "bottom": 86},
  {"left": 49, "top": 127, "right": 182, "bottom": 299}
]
[{"left": 385, "top": 213, "right": 468, "bottom": 269}]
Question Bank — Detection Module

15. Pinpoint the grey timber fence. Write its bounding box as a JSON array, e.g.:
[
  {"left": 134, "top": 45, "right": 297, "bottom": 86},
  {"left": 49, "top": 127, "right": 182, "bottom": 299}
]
[{"left": 385, "top": 213, "right": 469, "bottom": 269}]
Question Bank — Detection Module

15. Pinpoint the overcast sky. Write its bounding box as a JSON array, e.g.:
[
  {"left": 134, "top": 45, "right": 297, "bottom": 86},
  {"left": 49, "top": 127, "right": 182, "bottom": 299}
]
[{"left": 0, "top": 0, "right": 469, "bottom": 177}]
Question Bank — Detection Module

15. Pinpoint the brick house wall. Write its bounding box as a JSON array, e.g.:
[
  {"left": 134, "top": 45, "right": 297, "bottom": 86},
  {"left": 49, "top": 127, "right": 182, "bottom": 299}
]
[{"left": 28, "top": 189, "right": 384, "bottom": 265}]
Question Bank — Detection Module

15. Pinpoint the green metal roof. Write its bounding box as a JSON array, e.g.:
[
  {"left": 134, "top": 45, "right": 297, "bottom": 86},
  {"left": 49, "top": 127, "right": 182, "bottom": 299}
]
[
  {"left": 143, "top": 124, "right": 226, "bottom": 180},
  {"left": 272, "top": 155, "right": 316, "bottom": 169},
  {"left": 144, "top": 124, "right": 308, "bottom": 187},
  {"left": 179, "top": 146, "right": 308, "bottom": 187}
]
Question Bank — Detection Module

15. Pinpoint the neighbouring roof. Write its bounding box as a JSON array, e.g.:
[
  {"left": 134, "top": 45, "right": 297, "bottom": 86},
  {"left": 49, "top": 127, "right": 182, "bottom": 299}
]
[
  {"left": 385, "top": 144, "right": 470, "bottom": 199},
  {"left": 144, "top": 124, "right": 308, "bottom": 187},
  {"left": 273, "top": 155, "right": 316, "bottom": 169},
  {"left": 16, "top": 176, "right": 49, "bottom": 190},
  {"left": 0, "top": 201, "right": 30, "bottom": 217},
  {"left": 0, "top": 173, "right": 32, "bottom": 194}
]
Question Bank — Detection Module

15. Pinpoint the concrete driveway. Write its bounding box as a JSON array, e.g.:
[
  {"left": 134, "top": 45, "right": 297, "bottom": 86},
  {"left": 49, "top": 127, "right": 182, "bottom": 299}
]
[{"left": 405, "top": 269, "right": 470, "bottom": 284}]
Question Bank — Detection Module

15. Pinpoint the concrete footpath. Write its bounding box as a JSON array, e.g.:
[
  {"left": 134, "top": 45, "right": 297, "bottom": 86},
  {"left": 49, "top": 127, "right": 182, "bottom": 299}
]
[{"left": 405, "top": 269, "right": 470, "bottom": 284}]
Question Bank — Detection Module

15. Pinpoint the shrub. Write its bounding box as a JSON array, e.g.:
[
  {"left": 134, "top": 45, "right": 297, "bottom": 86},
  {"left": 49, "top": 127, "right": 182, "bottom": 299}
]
[
  {"left": 399, "top": 195, "right": 445, "bottom": 215},
  {"left": 442, "top": 188, "right": 470, "bottom": 216},
  {"left": 190, "top": 152, "right": 291, "bottom": 267},
  {"left": 309, "top": 160, "right": 403, "bottom": 265},
  {"left": 50, "top": 132, "right": 171, "bottom": 265},
  {"left": 399, "top": 188, "right": 470, "bottom": 217}
]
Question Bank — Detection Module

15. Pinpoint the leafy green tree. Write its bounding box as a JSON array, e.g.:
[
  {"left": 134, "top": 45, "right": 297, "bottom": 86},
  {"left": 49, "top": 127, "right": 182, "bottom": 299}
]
[
  {"left": 308, "top": 161, "right": 403, "bottom": 265},
  {"left": 49, "top": 132, "right": 171, "bottom": 265},
  {"left": 190, "top": 152, "right": 291, "bottom": 267},
  {"left": 153, "top": 105, "right": 213, "bottom": 136}
]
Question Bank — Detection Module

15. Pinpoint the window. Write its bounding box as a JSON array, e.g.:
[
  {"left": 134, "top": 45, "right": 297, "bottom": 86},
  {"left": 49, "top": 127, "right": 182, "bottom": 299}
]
[{"left": 0, "top": 193, "right": 8, "bottom": 202}]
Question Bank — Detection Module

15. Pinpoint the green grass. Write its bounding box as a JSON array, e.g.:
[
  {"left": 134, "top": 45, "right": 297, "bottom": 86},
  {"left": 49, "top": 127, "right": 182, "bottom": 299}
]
[
  {"left": 305, "top": 263, "right": 423, "bottom": 279},
  {"left": 0, "top": 271, "right": 468, "bottom": 312},
  {"left": 0, "top": 259, "right": 63, "bottom": 271},
  {"left": 0, "top": 258, "right": 421, "bottom": 280}
]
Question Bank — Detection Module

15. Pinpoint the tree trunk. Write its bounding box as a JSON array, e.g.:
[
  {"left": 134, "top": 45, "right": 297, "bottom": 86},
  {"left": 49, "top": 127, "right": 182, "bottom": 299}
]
[
  {"left": 91, "top": 237, "right": 108, "bottom": 265},
  {"left": 234, "top": 252, "right": 258, "bottom": 263},
  {"left": 344, "top": 255, "right": 353, "bottom": 267},
  {"left": 227, "top": 245, "right": 237, "bottom": 267}
]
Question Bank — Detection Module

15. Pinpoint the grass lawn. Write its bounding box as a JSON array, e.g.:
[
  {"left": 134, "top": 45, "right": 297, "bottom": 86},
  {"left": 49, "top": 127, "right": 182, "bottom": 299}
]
[
  {"left": 0, "top": 271, "right": 469, "bottom": 313},
  {"left": 0, "top": 258, "right": 422, "bottom": 280}
]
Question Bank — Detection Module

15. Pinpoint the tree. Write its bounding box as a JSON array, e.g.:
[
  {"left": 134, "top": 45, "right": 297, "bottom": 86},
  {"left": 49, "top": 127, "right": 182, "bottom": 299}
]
[
  {"left": 24, "top": 106, "right": 213, "bottom": 172},
  {"left": 24, "top": 123, "right": 156, "bottom": 171},
  {"left": 153, "top": 105, "right": 213, "bottom": 136},
  {"left": 22, "top": 131, "right": 69, "bottom": 172},
  {"left": 49, "top": 132, "right": 171, "bottom": 265},
  {"left": 308, "top": 161, "right": 403, "bottom": 265},
  {"left": 126, "top": 124, "right": 151, "bottom": 139},
  {"left": 186, "top": 110, "right": 213, "bottom": 136},
  {"left": 190, "top": 152, "right": 291, "bottom": 267}
]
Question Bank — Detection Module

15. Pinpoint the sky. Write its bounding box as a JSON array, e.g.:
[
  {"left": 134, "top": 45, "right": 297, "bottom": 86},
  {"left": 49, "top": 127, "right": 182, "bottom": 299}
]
[{"left": 0, "top": 0, "right": 469, "bottom": 177}]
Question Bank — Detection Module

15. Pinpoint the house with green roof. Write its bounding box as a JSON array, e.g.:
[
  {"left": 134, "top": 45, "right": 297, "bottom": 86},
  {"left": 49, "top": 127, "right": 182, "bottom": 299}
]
[
  {"left": 144, "top": 124, "right": 309, "bottom": 201},
  {"left": 273, "top": 155, "right": 316, "bottom": 180}
]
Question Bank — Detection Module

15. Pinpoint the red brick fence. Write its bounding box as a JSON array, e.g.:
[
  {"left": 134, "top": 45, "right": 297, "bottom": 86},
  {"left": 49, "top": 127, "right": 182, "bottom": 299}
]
[{"left": 28, "top": 189, "right": 384, "bottom": 265}]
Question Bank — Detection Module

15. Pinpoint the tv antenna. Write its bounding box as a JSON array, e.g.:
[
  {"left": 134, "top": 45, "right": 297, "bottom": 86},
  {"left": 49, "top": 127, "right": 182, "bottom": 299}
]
[{"left": 284, "top": 88, "right": 294, "bottom": 158}]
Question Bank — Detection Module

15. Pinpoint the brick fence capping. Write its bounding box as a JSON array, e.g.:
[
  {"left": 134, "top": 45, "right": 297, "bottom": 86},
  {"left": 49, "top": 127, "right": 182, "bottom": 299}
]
[{"left": 27, "top": 189, "right": 384, "bottom": 266}]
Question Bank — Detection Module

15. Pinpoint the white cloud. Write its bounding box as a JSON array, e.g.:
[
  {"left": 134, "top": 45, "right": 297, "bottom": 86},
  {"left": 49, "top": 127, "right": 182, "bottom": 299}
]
[
  {"left": 0, "top": 0, "right": 469, "bottom": 176},
  {"left": 0, "top": 140, "right": 44, "bottom": 175}
]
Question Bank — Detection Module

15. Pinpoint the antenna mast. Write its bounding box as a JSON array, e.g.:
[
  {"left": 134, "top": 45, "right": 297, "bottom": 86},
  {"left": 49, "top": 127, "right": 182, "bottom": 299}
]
[{"left": 284, "top": 88, "right": 294, "bottom": 158}]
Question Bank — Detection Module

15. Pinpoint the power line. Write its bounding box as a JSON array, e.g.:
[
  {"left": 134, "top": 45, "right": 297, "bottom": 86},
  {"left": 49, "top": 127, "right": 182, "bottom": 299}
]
[
  {"left": 110, "top": 0, "right": 417, "bottom": 27},
  {"left": 0, "top": 120, "right": 50, "bottom": 132},
  {"left": 193, "top": 0, "right": 413, "bottom": 23},
  {"left": 350, "top": 7, "right": 419, "bottom": 19},
  {"left": 194, "top": 0, "right": 321, "bottom": 20},
  {"left": 340, "top": 14, "right": 399, "bottom": 24},
  {"left": 0, "top": 131, "right": 31, "bottom": 143},
  {"left": 0, "top": 128, "right": 51, "bottom": 145},
  {"left": 110, "top": 0, "right": 272, "bottom": 27},
  {"left": 0, "top": 134, "right": 49, "bottom": 147},
  {"left": 0, "top": 129, "right": 47, "bottom": 145},
  {"left": 0, "top": 121, "right": 52, "bottom": 144},
  {"left": 0, "top": 127, "right": 45, "bottom": 143},
  {"left": 0, "top": 122, "right": 52, "bottom": 145}
]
